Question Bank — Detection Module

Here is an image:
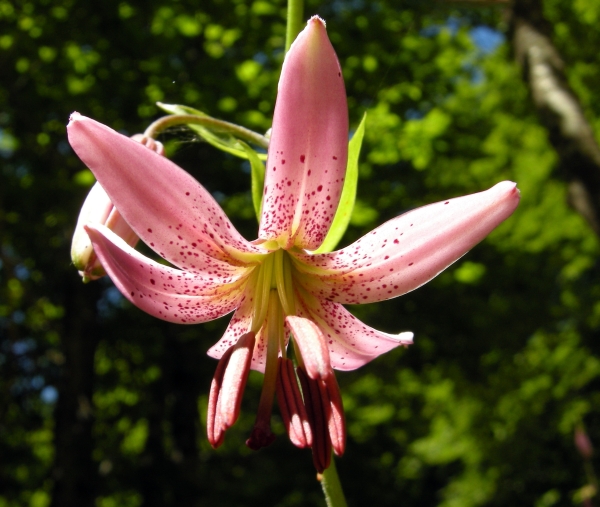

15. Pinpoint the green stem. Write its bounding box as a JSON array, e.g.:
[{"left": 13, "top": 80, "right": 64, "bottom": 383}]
[
  {"left": 143, "top": 114, "right": 269, "bottom": 149},
  {"left": 285, "top": 0, "right": 304, "bottom": 51},
  {"left": 320, "top": 455, "right": 348, "bottom": 507}
]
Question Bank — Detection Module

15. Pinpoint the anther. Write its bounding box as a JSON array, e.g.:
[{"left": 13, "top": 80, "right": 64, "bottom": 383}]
[
  {"left": 276, "top": 357, "right": 313, "bottom": 448},
  {"left": 207, "top": 332, "right": 256, "bottom": 448}
]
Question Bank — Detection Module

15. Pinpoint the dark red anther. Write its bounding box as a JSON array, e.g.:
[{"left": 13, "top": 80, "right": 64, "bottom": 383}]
[
  {"left": 207, "top": 332, "right": 255, "bottom": 448},
  {"left": 276, "top": 357, "right": 313, "bottom": 448},
  {"left": 297, "top": 366, "right": 331, "bottom": 473}
]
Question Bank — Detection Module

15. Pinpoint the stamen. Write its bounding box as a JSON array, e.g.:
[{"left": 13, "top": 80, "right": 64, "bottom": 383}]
[
  {"left": 246, "top": 291, "right": 281, "bottom": 450},
  {"left": 282, "top": 252, "right": 296, "bottom": 314},
  {"left": 251, "top": 254, "right": 274, "bottom": 334},
  {"left": 284, "top": 315, "right": 346, "bottom": 467},
  {"left": 276, "top": 357, "right": 313, "bottom": 448},
  {"left": 207, "top": 332, "right": 256, "bottom": 448},
  {"left": 297, "top": 367, "right": 331, "bottom": 473},
  {"left": 286, "top": 316, "right": 331, "bottom": 380},
  {"left": 319, "top": 373, "right": 346, "bottom": 457},
  {"left": 275, "top": 250, "right": 296, "bottom": 315},
  {"left": 207, "top": 348, "right": 231, "bottom": 448}
]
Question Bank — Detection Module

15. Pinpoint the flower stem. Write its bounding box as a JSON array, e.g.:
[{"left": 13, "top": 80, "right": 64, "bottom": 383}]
[
  {"left": 143, "top": 114, "right": 269, "bottom": 149},
  {"left": 285, "top": 0, "right": 304, "bottom": 52},
  {"left": 319, "top": 455, "right": 348, "bottom": 507}
]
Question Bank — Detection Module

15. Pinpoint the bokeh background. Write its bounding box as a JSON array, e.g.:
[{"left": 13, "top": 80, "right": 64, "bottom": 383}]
[{"left": 2, "top": 0, "right": 600, "bottom": 505}]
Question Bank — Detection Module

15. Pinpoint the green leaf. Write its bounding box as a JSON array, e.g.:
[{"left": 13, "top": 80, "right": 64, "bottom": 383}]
[
  {"left": 157, "top": 102, "right": 267, "bottom": 160},
  {"left": 239, "top": 141, "right": 265, "bottom": 221},
  {"left": 313, "top": 112, "right": 367, "bottom": 253}
]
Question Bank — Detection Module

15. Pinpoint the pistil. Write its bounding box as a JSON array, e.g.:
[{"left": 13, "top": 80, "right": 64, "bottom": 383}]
[{"left": 246, "top": 290, "right": 283, "bottom": 449}]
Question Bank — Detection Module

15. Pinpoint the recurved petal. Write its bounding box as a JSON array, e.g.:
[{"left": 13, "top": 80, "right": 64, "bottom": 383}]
[
  {"left": 293, "top": 181, "right": 520, "bottom": 304},
  {"left": 86, "top": 224, "right": 249, "bottom": 324},
  {"left": 296, "top": 287, "right": 413, "bottom": 371},
  {"left": 258, "top": 16, "right": 348, "bottom": 250},
  {"left": 67, "top": 113, "right": 270, "bottom": 270}
]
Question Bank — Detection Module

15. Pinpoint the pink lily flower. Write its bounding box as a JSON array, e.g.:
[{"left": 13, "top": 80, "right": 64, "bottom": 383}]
[{"left": 67, "top": 17, "right": 519, "bottom": 472}]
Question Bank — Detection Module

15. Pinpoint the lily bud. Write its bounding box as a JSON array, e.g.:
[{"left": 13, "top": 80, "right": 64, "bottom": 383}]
[
  {"left": 71, "top": 135, "right": 164, "bottom": 282},
  {"left": 71, "top": 182, "right": 138, "bottom": 282}
]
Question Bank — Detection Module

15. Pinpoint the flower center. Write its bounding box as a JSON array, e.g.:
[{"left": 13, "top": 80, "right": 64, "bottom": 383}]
[
  {"left": 246, "top": 249, "right": 298, "bottom": 449},
  {"left": 250, "top": 249, "right": 296, "bottom": 335}
]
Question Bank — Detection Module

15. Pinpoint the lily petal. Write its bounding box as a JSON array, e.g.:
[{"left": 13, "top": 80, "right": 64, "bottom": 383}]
[
  {"left": 207, "top": 287, "right": 254, "bottom": 358},
  {"left": 293, "top": 181, "right": 520, "bottom": 304},
  {"left": 296, "top": 287, "right": 413, "bottom": 371},
  {"left": 86, "top": 224, "right": 248, "bottom": 324},
  {"left": 258, "top": 16, "right": 348, "bottom": 250},
  {"left": 67, "top": 113, "right": 270, "bottom": 270}
]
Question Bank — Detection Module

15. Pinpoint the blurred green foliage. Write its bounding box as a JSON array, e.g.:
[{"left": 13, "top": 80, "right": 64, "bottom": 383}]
[{"left": 2, "top": 0, "right": 600, "bottom": 506}]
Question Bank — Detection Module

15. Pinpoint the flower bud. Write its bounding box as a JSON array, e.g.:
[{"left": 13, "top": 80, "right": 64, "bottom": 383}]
[
  {"left": 71, "top": 182, "right": 138, "bottom": 282},
  {"left": 71, "top": 134, "right": 164, "bottom": 282}
]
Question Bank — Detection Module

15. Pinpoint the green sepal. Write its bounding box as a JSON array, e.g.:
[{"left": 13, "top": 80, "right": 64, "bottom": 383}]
[
  {"left": 157, "top": 102, "right": 267, "bottom": 160},
  {"left": 239, "top": 141, "right": 266, "bottom": 222},
  {"left": 313, "top": 112, "right": 367, "bottom": 254}
]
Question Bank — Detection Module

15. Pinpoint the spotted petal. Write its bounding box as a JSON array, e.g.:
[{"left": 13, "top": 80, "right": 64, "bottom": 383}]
[
  {"left": 208, "top": 287, "right": 255, "bottom": 359},
  {"left": 86, "top": 224, "right": 249, "bottom": 324},
  {"left": 296, "top": 287, "right": 413, "bottom": 371},
  {"left": 293, "top": 181, "right": 520, "bottom": 304},
  {"left": 258, "top": 16, "right": 349, "bottom": 251},
  {"left": 67, "top": 113, "right": 270, "bottom": 270}
]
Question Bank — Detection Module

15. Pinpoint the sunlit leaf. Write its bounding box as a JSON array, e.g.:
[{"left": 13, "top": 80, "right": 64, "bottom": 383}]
[{"left": 239, "top": 141, "right": 265, "bottom": 221}]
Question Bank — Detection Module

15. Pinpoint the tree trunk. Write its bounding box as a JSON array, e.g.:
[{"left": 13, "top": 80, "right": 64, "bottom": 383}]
[{"left": 510, "top": 0, "right": 600, "bottom": 235}]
